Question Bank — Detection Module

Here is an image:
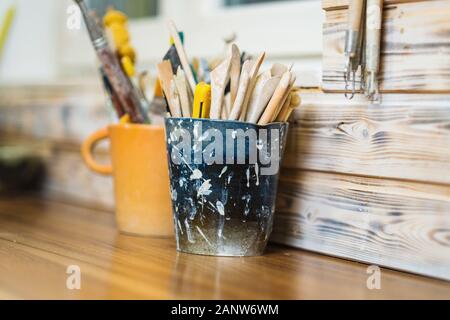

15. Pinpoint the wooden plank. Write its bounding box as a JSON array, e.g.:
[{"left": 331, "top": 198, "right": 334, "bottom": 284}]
[
  {"left": 322, "top": 0, "right": 450, "bottom": 92},
  {"left": 273, "top": 169, "right": 450, "bottom": 280},
  {"left": 282, "top": 92, "right": 450, "bottom": 185},
  {"left": 1, "top": 196, "right": 450, "bottom": 299},
  {"left": 0, "top": 133, "right": 114, "bottom": 209},
  {"left": 323, "top": 0, "right": 431, "bottom": 11}
]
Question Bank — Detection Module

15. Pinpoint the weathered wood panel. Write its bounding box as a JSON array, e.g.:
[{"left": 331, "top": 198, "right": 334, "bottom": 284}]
[
  {"left": 322, "top": 0, "right": 450, "bottom": 92},
  {"left": 282, "top": 92, "right": 450, "bottom": 185},
  {"left": 273, "top": 169, "right": 450, "bottom": 280},
  {"left": 0, "top": 133, "right": 114, "bottom": 210},
  {"left": 323, "top": 0, "right": 430, "bottom": 11}
]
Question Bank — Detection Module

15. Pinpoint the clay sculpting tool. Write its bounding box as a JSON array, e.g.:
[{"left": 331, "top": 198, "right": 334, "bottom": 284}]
[
  {"left": 344, "top": 0, "right": 365, "bottom": 99},
  {"left": 210, "top": 58, "right": 231, "bottom": 119},
  {"left": 258, "top": 71, "right": 291, "bottom": 125},
  {"left": 157, "top": 60, "right": 177, "bottom": 116},
  {"left": 239, "top": 52, "right": 266, "bottom": 121},
  {"left": 277, "top": 91, "right": 301, "bottom": 122},
  {"left": 275, "top": 91, "right": 293, "bottom": 123},
  {"left": 272, "top": 73, "right": 296, "bottom": 122},
  {"left": 229, "top": 44, "right": 241, "bottom": 106},
  {"left": 170, "top": 79, "right": 182, "bottom": 118},
  {"left": 270, "top": 63, "right": 288, "bottom": 77},
  {"left": 174, "top": 67, "right": 191, "bottom": 117},
  {"left": 168, "top": 20, "right": 197, "bottom": 93},
  {"left": 364, "top": 0, "right": 383, "bottom": 102},
  {"left": 246, "top": 72, "right": 280, "bottom": 123},
  {"left": 228, "top": 67, "right": 250, "bottom": 120},
  {"left": 74, "top": 0, "right": 148, "bottom": 123},
  {"left": 193, "top": 82, "right": 212, "bottom": 118}
]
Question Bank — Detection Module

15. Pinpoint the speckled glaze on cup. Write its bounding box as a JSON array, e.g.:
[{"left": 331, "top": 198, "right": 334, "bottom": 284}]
[{"left": 164, "top": 118, "right": 289, "bottom": 256}]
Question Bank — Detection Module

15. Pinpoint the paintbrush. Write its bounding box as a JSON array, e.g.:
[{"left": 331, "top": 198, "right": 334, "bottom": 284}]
[{"left": 74, "top": 0, "right": 148, "bottom": 124}]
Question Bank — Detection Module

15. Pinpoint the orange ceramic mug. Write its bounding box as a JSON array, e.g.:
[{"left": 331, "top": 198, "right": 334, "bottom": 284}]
[{"left": 81, "top": 124, "right": 173, "bottom": 237}]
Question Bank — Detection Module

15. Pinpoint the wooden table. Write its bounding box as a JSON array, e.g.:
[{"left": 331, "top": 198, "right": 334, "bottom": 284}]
[{"left": 0, "top": 196, "right": 449, "bottom": 299}]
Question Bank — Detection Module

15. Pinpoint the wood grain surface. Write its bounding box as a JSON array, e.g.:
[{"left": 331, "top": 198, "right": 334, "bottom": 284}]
[
  {"left": 283, "top": 92, "right": 450, "bottom": 184},
  {"left": 323, "top": 0, "right": 429, "bottom": 11},
  {"left": 0, "top": 196, "right": 449, "bottom": 299},
  {"left": 274, "top": 169, "right": 450, "bottom": 280},
  {"left": 322, "top": 0, "right": 450, "bottom": 92}
]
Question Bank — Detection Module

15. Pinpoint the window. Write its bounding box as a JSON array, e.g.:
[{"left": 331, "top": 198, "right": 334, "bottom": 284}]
[
  {"left": 225, "top": 0, "right": 297, "bottom": 6},
  {"left": 87, "top": 0, "right": 159, "bottom": 19}
]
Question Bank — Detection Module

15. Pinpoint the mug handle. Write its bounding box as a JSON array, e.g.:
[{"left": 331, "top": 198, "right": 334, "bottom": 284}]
[{"left": 81, "top": 127, "right": 113, "bottom": 175}]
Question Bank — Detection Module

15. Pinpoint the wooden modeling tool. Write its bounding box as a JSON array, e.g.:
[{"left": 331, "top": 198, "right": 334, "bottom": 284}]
[
  {"left": 193, "top": 82, "right": 212, "bottom": 118},
  {"left": 246, "top": 70, "right": 270, "bottom": 121},
  {"left": 272, "top": 73, "right": 296, "bottom": 122},
  {"left": 275, "top": 92, "right": 292, "bottom": 122},
  {"left": 247, "top": 75, "right": 280, "bottom": 124},
  {"left": 258, "top": 71, "right": 291, "bottom": 125},
  {"left": 210, "top": 58, "right": 231, "bottom": 119},
  {"left": 168, "top": 20, "right": 197, "bottom": 93},
  {"left": 239, "top": 52, "right": 266, "bottom": 121},
  {"left": 228, "top": 68, "right": 250, "bottom": 120},
  {"left": 157, "top": 60, "right": 176, "bottom": 116},
  {"left": 229, "top": 44, "right": 241, "bottom": 106},
  {"left": 174, "top": 67, "right": 191, "bottom": 117},
  {"left": 281, "top": 91, "right": 301, "bottom": 122},
  {"left": 271, "top": 63, "right": 288, "bottom": 77},
  {"left": 170, "top": 79, "right": 182, "bottom": 117}
]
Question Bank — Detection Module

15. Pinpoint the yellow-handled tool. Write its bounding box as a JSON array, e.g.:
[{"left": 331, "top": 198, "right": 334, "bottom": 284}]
[{"left": 192, "top": 82, "right": 211, "bottom": 119}]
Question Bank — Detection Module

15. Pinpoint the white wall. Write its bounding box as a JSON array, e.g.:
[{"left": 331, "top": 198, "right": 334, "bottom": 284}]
[
  {"left": 0, "top": 0, "right": 64, "bottom": 85},
  {"left": 0, "top": 0, "right": 323, "bottom": 87}
]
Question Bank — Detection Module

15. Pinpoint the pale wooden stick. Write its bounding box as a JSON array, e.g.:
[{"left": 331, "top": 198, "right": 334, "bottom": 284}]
[
  {"left": 229, "top": 44, "right": 241, "bottom": 106},
  {"left": 275, "top": 92, "right": 293, "bottom": 122},
  {"left": 271, "top": 63, "right": 288, "bottom": 77},
  {"left": 157, "top": 60, "right": 176, "bottom": 116},
  {"left": 174, "top": 67, "right": 191, "bottom": 117},
  {"left": 228, "top": 68, "right": 250, "bottom": 120},
  {"left": 247, "top": 76, "right": 280, "bottom": 123},
  {"left": 282, "top": 92, "right": 301, "bottom": 122},
  {"left": 210, "top": 58, "right": 231, "bottom": 119},
  {"left": 257, "top": 71, "right": 291, "bottom": 125},
  {"left": 170, "top": 78, "right": 182, "bottom": 117},
  {"left": 239, "top": 52, "right": 266, "bottom": 121},
  {"left": 167, "top": 20, "right": 197, "bottom": 93},
  {"left": 246, "top": 70, "right": 271, "bottom": 121},
  {"left": 271, "top": 73, "right": 296, "bottom": 122}
]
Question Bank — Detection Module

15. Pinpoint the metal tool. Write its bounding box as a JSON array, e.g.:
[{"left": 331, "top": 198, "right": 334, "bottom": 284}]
[
  {"left": 344, "top": 0, "right": 366, "bottom": 99},
  {"left": 364, "top": 0, "right": 383, "bottom": 102}
]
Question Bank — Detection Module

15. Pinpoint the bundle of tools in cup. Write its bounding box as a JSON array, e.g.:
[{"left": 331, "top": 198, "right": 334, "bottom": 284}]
[
  {"left": 158, "top": 22, "right": 301, "bottom": 124},
  {"left": 74, "top": 0, "right": 159, "bottom": 124}
]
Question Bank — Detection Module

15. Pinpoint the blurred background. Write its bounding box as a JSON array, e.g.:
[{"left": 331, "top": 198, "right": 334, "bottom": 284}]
[{"left": 0, "top": 0, "right": 322, "bottom": 208}]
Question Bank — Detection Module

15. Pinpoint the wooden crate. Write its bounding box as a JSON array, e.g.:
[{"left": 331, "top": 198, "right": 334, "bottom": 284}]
[{"left": 322, "top": 0, "right": 450, "bottom": 92}]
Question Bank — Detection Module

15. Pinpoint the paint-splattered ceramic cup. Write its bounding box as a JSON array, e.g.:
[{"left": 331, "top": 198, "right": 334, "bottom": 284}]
[{"left": 164, "top": 118, "right": 289, "bottom": 256}]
